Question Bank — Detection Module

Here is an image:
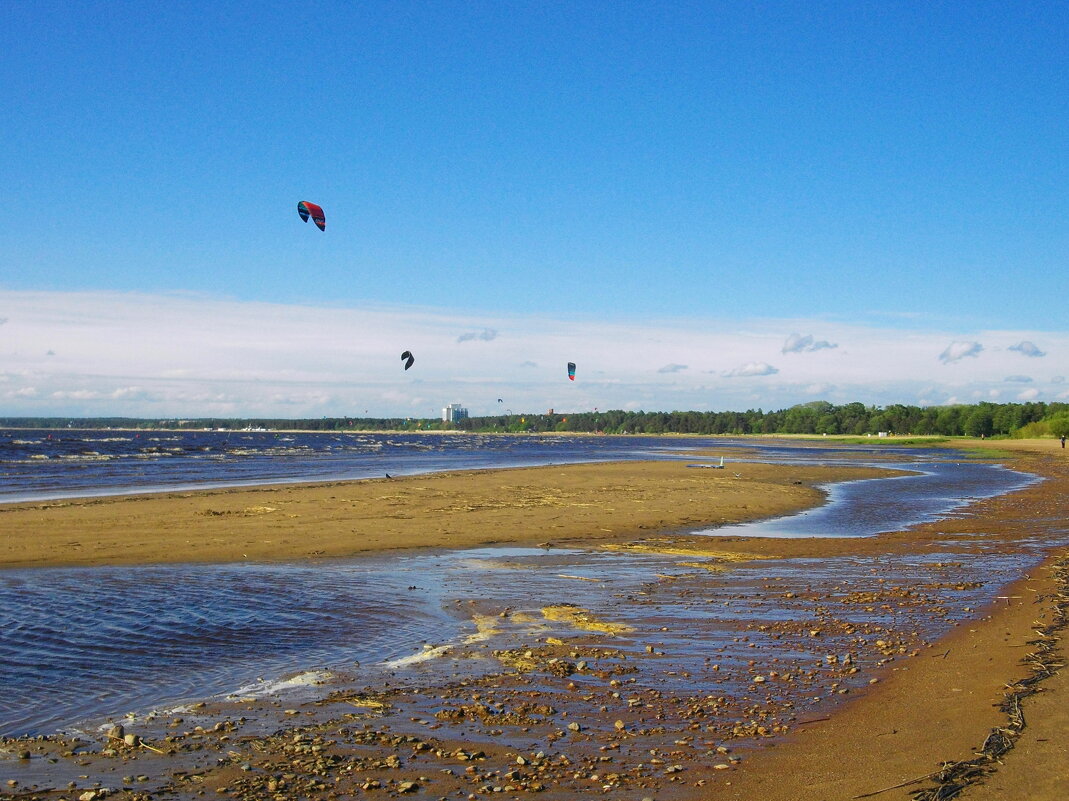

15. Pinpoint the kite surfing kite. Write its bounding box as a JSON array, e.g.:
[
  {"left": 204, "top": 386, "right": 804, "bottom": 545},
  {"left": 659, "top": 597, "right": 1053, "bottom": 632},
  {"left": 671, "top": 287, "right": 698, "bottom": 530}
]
[
  {"left": 567, "top": 362, "right": 576, "bottom": 381},
  {"left": 297, "top": 201, "right": 326, "bottom": 231},
  {"left": 401, "top": 350, "right": 415, "bottom": 370}
]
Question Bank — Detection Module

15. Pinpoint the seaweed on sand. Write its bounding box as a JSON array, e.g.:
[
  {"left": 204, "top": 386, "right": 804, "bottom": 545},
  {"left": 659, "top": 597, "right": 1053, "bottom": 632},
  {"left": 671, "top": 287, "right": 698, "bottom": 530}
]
[{"left": 909, "top": 556, "right": 1069, "bottom": 801}]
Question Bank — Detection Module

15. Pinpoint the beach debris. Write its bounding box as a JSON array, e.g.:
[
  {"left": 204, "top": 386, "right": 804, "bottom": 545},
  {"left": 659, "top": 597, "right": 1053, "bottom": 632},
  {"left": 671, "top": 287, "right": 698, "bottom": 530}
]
[{"left": 906, "top": 556, "right": 1069, "bottom": 801}]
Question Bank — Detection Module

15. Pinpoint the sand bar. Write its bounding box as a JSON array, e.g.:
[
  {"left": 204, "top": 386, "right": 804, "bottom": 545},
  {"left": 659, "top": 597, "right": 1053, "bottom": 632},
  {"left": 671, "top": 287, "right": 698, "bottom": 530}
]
[{"left": 0, "top": 460, "right": 888, "bottom": 569}]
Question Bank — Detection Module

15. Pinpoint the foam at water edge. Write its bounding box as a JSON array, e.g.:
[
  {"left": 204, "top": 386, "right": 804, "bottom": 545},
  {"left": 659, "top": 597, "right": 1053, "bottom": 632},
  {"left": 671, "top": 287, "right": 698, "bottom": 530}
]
[
  {"left": 228, "top": 669, "right": 334, "bottom": 699},
  {"left": 383, "top": 643, "right": 453, "bottom": 668}
]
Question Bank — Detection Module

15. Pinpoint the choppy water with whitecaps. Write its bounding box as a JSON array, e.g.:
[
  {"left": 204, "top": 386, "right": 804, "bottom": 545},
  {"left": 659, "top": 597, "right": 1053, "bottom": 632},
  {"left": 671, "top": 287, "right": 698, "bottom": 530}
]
[
  {"left": 0, "top": 432, "right": 1047, "bottom": 737},
  {"left": 0, "top": 429, "right": 703, "bottom": 503}
]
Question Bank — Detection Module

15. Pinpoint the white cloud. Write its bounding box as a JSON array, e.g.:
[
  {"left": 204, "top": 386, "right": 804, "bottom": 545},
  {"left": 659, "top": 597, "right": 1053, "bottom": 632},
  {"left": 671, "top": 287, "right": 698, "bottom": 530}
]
[
  {"left": 939, "top": 341, "right": 983, "bottom": 364},
  {"left": 782, "top": 333, "right": 838, "bottom": 354},
  {"left": 457, "top": 328, "right": 498, "bottom": 343},
  {"left": 1009, "top": 341, "right": 1046, "bottom": 358},
  {"left": 1053, "top": 376, "right": 1065, "bottom": 384},
  {"left": 724, "top": 362, "right": 779, "bottom": 378},
  {"left": 2, "top": 290, "right": 1067, "bottom": 417},
  {"left": 1017, "top": 388, "right": 1040, "bottom": 400},
  {"left": 1004, "top": 375, "right": 1033, "bottom": 383}
]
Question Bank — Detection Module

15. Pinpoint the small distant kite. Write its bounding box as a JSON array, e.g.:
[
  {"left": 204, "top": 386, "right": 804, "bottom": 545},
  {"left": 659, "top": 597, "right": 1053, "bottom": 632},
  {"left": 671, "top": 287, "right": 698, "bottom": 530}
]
[
  {"left": 401, "top": 350, "right": 415, "bottom": 370},
  {"left": 297, "top": 201, "right": 326, "bottom": 231},
  {"left": 567, "top": 362, "right": 576, "bottom": 381}
]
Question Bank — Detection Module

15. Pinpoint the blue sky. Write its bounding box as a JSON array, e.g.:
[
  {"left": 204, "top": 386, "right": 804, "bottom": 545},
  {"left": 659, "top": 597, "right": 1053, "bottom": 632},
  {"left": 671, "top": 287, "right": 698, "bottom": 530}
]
[{"left": 2, "top": 2, "right": 1066, "bottom": 418}]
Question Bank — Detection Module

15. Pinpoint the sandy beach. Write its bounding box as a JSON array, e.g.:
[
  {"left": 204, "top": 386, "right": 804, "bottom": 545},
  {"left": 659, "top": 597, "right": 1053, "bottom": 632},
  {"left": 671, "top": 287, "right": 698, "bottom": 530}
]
[
  {"left": 0, "top": 460, "right": 888, "bottom": 569},
  {"left": 1, "top": 439, "right": 1067, "bottom": 801}
]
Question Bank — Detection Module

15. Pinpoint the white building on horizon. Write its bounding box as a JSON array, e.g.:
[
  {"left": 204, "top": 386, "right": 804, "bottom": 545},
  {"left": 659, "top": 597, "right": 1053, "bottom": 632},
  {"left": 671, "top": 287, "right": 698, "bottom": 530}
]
[{"left": 442, "top": 403, "right": 468, "bottom": 424}]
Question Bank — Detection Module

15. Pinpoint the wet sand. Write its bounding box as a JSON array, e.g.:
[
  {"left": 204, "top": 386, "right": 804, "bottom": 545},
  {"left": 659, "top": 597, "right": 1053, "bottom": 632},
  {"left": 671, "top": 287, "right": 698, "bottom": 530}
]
[{"left": 1, "top": 439, "right": 1067, "bottom": 801}]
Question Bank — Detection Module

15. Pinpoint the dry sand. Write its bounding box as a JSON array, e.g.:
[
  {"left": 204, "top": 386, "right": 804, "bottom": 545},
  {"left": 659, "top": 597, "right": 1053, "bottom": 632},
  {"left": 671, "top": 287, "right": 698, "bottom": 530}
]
[{"left": 1, "top": 438, "right": 1067, "bottom": 801}]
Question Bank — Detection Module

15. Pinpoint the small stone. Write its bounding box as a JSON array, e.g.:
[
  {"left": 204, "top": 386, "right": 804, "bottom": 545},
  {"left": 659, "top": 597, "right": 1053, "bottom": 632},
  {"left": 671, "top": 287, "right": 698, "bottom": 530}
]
[
  {"left": 614, "top": 720, "right": 626, "bottom": 730},
  {"left": 124, "top": 733, "right": 140, "bottom": 747},
  {"left": 567, "top": 722, "right": 581, "bottom": 732},
  {"left": 107, "top": 724, "right": 125, "bottom": 740},
  {"left": 398, "top": 780, "right": 420, "bottom": 793},
  {"left": 713, "top": 763, "right": 731, "bottom": 770}
]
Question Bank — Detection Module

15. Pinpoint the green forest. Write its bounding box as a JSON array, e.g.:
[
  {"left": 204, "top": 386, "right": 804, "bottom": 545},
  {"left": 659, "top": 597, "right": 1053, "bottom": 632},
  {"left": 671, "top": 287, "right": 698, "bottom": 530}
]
[{"left": 3, "top": 400, "right": 1068, "bottom": 438}]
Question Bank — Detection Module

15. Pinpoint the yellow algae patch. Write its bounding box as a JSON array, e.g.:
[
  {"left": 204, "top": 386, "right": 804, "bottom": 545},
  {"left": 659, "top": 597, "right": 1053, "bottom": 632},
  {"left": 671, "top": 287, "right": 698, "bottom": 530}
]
[
  {"left": 495, "top": 650, "right": 539, "bottom": 672},
  {"left": 544, "top": 637, "right": 565, "bottom": 646},
  {"left": 341, "top": 696, "right": 391, "bottom": 711},
  {"left": 602, "top": 540, "right": 767, "bottom": 562},
  {"left": 675, "top": 560, "right": 727, "bottom": 572},
  {"left": 542, "top": 604, "right": 633, "bottom": 635},
  {"left": 557, "top": 573, "right": 604, "bottom": 582},
  {"left": 463, "top": 613, "right": 503, "bottom": 644}
]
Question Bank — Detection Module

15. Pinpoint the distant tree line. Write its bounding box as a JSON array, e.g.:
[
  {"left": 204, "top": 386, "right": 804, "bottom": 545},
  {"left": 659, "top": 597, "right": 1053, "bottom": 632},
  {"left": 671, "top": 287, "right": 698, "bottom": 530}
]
[
  {"left": 455, "top": 400, "right": 1069, "bottom": 438},
  {"left": 3, "top": 400, "right": 1068, "bottom": 438}
]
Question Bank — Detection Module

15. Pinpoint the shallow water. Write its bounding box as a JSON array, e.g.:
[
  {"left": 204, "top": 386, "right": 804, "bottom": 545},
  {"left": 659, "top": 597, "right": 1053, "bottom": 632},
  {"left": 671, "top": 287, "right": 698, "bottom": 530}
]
[
  {"left": 0, "top": 429, "right": 999, "bottom": 504},
  {"left": 0, "top": 430, "right": 702, "bottom": 503},
  {"left": 698, "top": 460, "right": 1038, "bottom": 538},
  {"left": 0, "top": 436, "right": 1045, "bottom": 739},
  {"left": 0, "top": 537, "right": 1051, "bottom": 737}
]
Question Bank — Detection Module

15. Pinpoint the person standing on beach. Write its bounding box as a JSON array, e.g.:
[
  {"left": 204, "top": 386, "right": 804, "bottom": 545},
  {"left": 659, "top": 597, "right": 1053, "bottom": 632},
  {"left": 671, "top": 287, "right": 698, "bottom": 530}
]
[{"left": 1062, "top": 435, "right": 1066, "bottom": 448}]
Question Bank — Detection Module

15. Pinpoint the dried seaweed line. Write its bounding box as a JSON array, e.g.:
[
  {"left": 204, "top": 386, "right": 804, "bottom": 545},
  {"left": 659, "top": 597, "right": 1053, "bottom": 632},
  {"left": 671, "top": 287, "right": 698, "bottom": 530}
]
[{"left": 911, "top": 557, "right": 1069, "bottom": 801}]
